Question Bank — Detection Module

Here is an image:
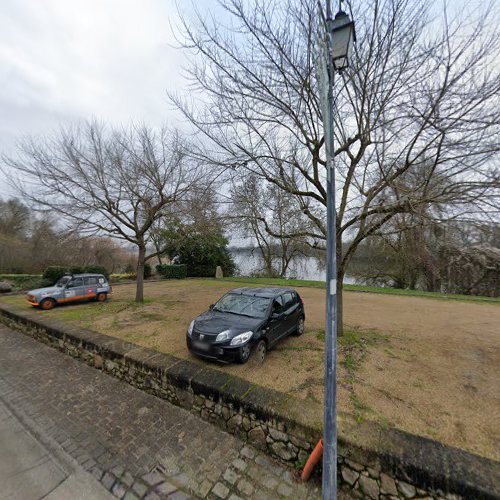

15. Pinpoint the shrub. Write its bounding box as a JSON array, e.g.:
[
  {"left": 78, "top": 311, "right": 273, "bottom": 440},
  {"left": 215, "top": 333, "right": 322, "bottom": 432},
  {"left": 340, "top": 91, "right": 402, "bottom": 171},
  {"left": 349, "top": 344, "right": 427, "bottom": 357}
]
[
  {"left": 0, "top": 274, "right": 47, "bottom": 291},
  {"left": 156, "top": 264, "right": 187, "bottom": 279},
  {"left": 143, "top": 262, "right": 152, "bottom": 279},
  {"left": 69, "top": 266, "right": 84, "bottom": 275},
  {"left": 109, "top": 273, "right": 136, "bottom": 282},
  {"left": 42, "top": 266, "right": 68, "bottom": 284},
  {"left": 42, "top": 265, "right": 110, "bottom": 284},
  {"left": 82, "top": 265, "right": 110, "bottom": 278},
  {"left": 124, "top": 263, "right": 135, "bottom": 273}
]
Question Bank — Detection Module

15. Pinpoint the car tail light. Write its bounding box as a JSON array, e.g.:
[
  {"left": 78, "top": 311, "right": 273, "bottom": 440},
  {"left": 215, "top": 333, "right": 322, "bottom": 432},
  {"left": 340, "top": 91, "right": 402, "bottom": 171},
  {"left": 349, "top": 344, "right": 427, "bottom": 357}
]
[{"left": 298, "top": 294, "right": 304, "bottom": 305}]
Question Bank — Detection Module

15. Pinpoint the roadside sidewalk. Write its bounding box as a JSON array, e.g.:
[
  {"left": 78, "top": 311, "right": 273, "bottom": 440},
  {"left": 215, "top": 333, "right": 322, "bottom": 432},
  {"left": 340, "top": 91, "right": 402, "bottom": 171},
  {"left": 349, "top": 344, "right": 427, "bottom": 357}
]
[
  {"left": 0, "top": 324, "right": 323, "bottom": 499},
  {"left": 0, "top": 398, "right": 113, "bottom": 500}
]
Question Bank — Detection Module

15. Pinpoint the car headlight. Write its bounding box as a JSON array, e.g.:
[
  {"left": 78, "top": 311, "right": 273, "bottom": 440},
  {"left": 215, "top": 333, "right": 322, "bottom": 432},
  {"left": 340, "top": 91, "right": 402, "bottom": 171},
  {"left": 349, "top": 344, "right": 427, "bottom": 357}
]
[
  {"left": 187, "top": 320, "right": 195, "bottom": 336},
  {"left": 216, "top": 330, "right": 231, "bottom": 342},
  {"left": 230, "top": 331, "right": 253, "bottom": 346}
]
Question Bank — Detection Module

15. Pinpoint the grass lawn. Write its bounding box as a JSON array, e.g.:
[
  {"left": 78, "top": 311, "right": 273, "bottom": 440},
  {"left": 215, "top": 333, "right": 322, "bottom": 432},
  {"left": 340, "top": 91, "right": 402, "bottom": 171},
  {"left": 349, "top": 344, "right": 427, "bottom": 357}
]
[
  {"left": 1, "top": 278, "right": 499, "bottom": 461},
  {"left": 220, "top": 276, "right": 500, "bottom": 304}
]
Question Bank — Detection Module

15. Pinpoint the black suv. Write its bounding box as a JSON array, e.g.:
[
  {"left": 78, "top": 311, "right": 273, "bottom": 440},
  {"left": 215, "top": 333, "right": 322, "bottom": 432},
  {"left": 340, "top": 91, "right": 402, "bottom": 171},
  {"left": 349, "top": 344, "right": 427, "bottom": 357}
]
[{"left": 186, "top": 287, "right": 305, "bottom": 364}]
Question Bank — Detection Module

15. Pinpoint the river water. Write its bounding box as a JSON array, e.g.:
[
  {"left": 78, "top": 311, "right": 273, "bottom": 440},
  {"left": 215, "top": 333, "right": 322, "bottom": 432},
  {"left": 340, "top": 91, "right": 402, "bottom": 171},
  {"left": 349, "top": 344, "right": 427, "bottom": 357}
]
[{"left": 229, "top": 248, "right": 357, "bottom": 284}]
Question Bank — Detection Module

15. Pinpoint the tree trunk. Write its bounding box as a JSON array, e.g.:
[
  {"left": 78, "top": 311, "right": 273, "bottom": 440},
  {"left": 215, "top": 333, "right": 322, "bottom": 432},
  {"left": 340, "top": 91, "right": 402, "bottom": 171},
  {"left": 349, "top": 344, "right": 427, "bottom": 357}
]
[
  {"left": 256, "top": 238, "right": 274, "bottom": 276},
  {"left": 153, "top": 238, "right": 163, "bottom": 266},
  {"left": 263, "top": 252, "right": 274, "bottom": 276},
  {"left": 135, "top": 244, "right": 146, "bottom": 303}
]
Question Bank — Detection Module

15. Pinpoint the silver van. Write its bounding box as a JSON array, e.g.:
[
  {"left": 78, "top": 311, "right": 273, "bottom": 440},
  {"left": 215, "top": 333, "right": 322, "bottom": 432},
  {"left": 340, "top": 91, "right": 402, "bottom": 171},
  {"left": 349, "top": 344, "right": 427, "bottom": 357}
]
[{"left": 27, "top": 274, "right": 112, "bottom": 310}]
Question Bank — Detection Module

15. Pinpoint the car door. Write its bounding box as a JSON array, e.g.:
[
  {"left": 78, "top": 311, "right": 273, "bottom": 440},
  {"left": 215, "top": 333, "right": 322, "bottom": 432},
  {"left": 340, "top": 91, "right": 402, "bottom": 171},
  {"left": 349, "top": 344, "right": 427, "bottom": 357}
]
[
  {"left": 266, "top": 296, "right": 287, "bottom": 347},
  {"left": 64, "top": 277, "right": 85, "bottom": 302},
  {"left": 281, "top": 292, "right": 300, "bottom": 335}
]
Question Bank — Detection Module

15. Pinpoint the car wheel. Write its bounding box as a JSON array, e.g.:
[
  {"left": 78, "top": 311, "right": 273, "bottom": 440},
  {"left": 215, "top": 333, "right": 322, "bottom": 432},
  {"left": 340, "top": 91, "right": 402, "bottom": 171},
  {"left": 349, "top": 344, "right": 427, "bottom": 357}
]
[
  {"left": 40, "top": 298, "right": 55, "bottom": 311},
  {"left": 96, "top": 292, "right": 107, "bottom": 302},
  {"left": 253, "top": 339, "right": 267, "bottom": 364},
  {"left": 294, "top": 316, "right": 305, "bottom": 336},
  {"left": 237, "top": 343, "right": 252, "bottom": 364}
]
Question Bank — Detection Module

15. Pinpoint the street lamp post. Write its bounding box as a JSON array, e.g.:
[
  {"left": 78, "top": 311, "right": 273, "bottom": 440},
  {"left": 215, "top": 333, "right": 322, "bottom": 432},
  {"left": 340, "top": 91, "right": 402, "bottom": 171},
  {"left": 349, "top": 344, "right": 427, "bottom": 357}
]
[{"left": 321, "top": 2, "right": 355, "bottom": 499}]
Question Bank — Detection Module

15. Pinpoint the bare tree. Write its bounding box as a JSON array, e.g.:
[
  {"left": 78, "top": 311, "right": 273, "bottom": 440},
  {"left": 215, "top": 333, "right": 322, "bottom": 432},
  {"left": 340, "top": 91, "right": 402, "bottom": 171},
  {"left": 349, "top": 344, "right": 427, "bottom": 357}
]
[
  {"left": 171, "top": 0, "right": 500, "bottom": 334},
  {"left": 3, "top": 121, "right": 202, "bottom": 302},
  {"left": 442, "top": 230, "right": 500, "bottom": 297},
  {"left": 0, "top": 198, "right": 30, "bottom": 237},
  {"left": 0, "top": 198, "right": 31, "bottom": 272},
  {"left": 231, "top": 175, "right": 311, "bottom": 277}
]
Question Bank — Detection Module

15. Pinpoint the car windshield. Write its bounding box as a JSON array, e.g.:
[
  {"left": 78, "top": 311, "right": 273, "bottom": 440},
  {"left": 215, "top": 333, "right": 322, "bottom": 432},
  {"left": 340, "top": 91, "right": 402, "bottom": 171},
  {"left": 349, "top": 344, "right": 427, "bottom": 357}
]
[
  {"left": 55, "top": 277, "right": 71, "bottom": 287},
  {"left": 213, "top": 294, "right": 271, "bottom": 319}
]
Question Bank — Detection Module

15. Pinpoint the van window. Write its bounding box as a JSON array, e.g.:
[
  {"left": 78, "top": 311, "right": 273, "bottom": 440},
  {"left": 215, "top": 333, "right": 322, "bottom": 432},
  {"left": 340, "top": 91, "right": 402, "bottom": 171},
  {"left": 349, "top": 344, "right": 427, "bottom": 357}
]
[
  {"left": 69, "top": 278, "right": 83, "bottom": 288},
  {"left": 84, "top": 277, "right": 98, "bottom": 286}
]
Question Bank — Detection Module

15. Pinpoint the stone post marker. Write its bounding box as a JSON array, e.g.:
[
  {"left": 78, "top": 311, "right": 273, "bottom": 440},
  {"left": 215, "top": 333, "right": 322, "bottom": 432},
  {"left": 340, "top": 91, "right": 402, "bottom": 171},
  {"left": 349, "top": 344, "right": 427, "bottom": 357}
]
[{"left": 215, "top": 266, "right": 223, "bottom": 279}]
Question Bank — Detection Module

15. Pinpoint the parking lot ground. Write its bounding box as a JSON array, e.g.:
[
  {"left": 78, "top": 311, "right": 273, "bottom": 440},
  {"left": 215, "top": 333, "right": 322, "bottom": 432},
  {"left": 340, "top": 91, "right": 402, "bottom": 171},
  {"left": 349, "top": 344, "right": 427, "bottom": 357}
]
[
  {"left": 0, "top": 324, "right": 327, "bottom": 499},
  {"left": 3, "top": 278, "right": 497, "bottom": 460}
]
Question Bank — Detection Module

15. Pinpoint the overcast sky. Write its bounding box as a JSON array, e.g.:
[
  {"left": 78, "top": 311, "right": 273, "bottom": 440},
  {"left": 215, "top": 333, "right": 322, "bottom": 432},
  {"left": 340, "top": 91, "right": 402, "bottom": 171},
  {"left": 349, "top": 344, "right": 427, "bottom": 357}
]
[{"left": 0, "top": 0, "right": 204, "bottom": 180}]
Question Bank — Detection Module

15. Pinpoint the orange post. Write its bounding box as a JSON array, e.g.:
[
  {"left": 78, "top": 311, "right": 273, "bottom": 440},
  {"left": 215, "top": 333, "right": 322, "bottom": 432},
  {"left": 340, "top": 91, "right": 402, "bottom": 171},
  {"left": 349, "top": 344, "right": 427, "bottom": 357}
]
[{"left": 301, "top": 439, "right": 324, "bottom": 482}]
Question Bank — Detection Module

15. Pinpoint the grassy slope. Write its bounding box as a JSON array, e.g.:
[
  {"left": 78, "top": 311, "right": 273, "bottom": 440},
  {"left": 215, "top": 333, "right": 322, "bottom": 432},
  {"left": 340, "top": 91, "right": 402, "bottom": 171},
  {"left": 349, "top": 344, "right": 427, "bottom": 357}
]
[
  {"left": 1, "top": 272, "right": 498, "bottom": 303},
  {"left": 217, "top": 276, "right": 499, "bottom": 304}
]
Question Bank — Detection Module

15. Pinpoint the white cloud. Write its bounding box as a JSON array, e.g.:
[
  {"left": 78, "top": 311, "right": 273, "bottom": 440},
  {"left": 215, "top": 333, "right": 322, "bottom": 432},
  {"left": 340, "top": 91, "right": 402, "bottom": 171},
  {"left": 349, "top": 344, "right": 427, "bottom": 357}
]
[{"left": 0, "top": 0, "right": 187, "bottom": 158}]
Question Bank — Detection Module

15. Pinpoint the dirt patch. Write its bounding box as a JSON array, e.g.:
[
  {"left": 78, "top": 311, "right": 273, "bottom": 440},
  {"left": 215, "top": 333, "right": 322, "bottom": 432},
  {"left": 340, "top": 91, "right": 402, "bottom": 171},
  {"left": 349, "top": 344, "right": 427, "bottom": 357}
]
[{"left": 3, "top": 279, "right": 499, "bottom": 461}]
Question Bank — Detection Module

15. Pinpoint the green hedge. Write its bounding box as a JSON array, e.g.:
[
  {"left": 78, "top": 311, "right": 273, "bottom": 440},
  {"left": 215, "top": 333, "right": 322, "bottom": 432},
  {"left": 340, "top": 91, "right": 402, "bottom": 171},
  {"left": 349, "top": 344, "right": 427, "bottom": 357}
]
[
  {"left": 0, "top": 274, "right": 47, "bottom": 291},
  {"left": 42, "top": 265, "right": 110, "bottom": 285},
  {"left": 42, "top": 267, "right": 68, "bottom": 284},
  {"left": 156, "top": 264, "right": 187, "bottom": 279},
  {"left": 109, "top": 273, "right": 136, "bottom": 282},
  {"left": 144, "top": 263, "right": 152, "bottom": 279},
  {"left": 81, "top": 265, "right": 110, "bottom": 278}
]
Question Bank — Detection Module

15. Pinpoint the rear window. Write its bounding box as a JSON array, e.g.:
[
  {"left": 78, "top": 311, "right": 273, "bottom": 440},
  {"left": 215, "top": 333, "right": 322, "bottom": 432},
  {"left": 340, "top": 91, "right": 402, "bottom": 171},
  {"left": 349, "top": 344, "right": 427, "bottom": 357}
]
[
  {"left": 283, "top": 292, "right": 294, "bottom": 308},
  {"left": 273, "top": 296, "right": 285, "bottom": 313}
]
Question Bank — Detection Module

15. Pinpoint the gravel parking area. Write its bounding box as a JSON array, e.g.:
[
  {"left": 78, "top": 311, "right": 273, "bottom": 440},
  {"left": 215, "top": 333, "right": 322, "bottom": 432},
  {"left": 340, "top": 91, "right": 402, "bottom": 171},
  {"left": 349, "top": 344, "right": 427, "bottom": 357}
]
[{"left": 2, "top": 279, "right": 499, "bottom": 461}]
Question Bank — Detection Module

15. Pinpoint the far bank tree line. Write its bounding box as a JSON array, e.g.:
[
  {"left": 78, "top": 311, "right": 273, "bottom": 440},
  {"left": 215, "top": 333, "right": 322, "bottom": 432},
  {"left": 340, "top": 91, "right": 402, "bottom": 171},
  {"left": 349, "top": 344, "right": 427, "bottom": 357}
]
[
  {"left": 0, "top": 185, "right": 236, "bottom": 287},
  {"left": 2, "top": 0, "right": 499, "bottom": 329},
  {"left": 0, "top": 198, "right": 135, "bottom": 275}
]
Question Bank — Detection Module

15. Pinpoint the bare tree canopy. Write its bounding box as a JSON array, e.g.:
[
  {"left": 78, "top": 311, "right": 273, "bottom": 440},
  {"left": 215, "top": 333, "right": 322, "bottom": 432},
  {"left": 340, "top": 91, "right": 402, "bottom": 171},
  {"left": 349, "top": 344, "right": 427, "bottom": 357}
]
[
  {"left": 3, "top": 121, "right": 203, "bottom": 301},
  {"left": 352, "top": 220, "right": 500, "bottom": 296},
  {"left": 171, "top": 0, "right": 500, "bottom": 331},
  {"left": 231, "top": 175, "right": 312, "bottom": 277},
  {"left": 0, "top": 201, "right": 134, "bottom": 276}
]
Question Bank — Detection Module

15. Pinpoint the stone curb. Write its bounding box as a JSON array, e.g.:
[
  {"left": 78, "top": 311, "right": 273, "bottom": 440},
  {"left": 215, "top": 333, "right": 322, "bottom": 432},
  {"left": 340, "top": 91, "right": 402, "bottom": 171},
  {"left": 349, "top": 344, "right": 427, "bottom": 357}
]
[{"left": 0, "top": 303, "right": 498, "bottom": 500}]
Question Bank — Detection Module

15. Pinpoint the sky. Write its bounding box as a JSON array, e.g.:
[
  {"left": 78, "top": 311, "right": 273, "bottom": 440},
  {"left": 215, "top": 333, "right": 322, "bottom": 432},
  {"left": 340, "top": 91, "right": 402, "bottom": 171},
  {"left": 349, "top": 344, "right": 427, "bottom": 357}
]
[
  {"left": 0, "top": 0, "right": 202, "bottom": 186},
  {"left": 0, "top": 0, "right": 489, "bottom": 158},
  {"left": 0, "top": 0, "right": 494, "bottom": 197}
]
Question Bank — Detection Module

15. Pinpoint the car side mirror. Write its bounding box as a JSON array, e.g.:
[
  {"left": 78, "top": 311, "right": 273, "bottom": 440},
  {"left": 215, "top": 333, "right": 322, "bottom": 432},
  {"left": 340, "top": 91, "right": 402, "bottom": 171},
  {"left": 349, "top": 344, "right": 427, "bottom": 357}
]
[
  {"left": 209, "top": 304, "right": 214, "bottom": 310},
  {"left": 271, "top": 312, "right": 281, "bottom": 320}
]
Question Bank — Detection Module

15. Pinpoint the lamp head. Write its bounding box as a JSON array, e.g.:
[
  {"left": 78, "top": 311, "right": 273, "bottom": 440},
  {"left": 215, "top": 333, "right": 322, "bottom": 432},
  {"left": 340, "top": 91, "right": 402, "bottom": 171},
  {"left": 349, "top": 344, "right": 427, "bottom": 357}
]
[{"left": 328, "top": 9, "right": 356, "bottom": 71}]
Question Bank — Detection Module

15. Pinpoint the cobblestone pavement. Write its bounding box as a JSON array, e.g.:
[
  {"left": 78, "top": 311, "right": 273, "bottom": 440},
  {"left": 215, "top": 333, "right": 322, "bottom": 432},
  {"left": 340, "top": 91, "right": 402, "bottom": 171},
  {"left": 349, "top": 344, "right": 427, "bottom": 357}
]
[
  {"left": 0, "top": 398, "right": 113, "bottom": 499},
  {"left": 0, "top": 324, "right": 323, "bottom": 500}
]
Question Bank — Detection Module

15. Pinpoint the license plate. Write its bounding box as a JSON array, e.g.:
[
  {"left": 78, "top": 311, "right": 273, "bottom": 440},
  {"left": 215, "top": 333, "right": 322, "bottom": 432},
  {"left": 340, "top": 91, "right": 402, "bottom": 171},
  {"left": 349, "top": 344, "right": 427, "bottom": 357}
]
[{"left": 193, "top": 341, "right": 210, "bottom": 351}]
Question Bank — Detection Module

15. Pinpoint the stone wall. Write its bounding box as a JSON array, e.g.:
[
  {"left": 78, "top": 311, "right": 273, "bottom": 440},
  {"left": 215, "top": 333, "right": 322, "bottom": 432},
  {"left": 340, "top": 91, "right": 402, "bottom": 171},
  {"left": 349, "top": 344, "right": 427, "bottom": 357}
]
[{"left": 0, "top": 304, "right": 498, "bottom": 500}]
